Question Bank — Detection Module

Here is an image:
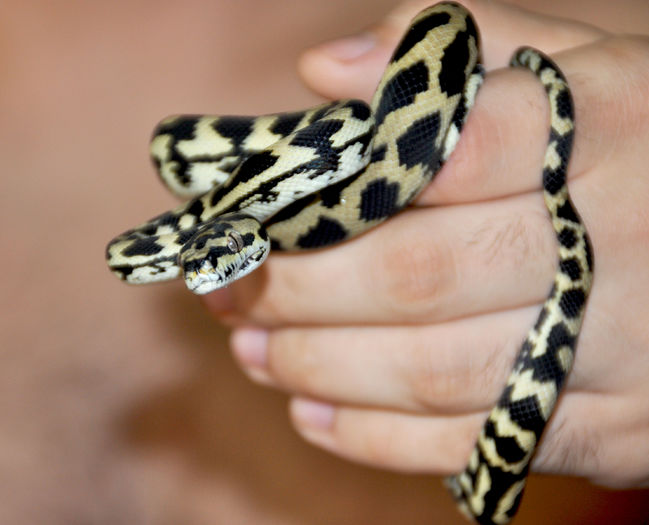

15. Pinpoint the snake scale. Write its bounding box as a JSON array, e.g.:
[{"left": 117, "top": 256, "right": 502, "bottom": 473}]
[{"left": 106, "top": 3, "right": 593, "bottom": 523}]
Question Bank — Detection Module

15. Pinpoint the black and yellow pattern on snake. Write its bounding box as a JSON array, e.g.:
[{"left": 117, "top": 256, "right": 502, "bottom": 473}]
[{"left": 106, "top": 3, "right": 593, "bottom": 523}]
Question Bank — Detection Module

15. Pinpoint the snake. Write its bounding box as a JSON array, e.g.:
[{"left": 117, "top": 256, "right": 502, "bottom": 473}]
[{"left": 105, "top": 3, "right": 593, "bottom": 523}]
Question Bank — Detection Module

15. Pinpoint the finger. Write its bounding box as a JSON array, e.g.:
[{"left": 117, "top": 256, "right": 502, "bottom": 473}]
[
  {"left": 298, "top": 0, "right": 605, "bottom": 101},
  {"left": 288, "top": 390, "right": 644, "bottom": 481},
  {"left": 231, "top": 302, "right": 623, "bottom": 415},
  {"left": 230, "top": 286, "right": 640, "bottom": 427},
  {"left": 289, "top": 397, "right": 485, "bottom": 474},
  {"left": 421, "top": 35, "right": 646, "bottom": 206},
  {"left": 232, "top": 307, "right": 540, "bottom": 413},
  {"left": 204, "top": 191, "right": 557, "bottom": 326},
  {"left": 205, "top": 38, "right": 647, "bottom": 325},
  {"left": 298, "top": 4, "right": 613, "bottom": 209}
]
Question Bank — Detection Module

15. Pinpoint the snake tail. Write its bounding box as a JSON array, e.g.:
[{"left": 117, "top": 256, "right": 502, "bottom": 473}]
[{"left": 445, "top": 48, "right": 593, "bottom": 525}]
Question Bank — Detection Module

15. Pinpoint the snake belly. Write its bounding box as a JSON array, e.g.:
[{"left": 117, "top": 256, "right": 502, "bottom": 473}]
[{"left": 105, "top": 3, "right": 593, "bottom": 524}]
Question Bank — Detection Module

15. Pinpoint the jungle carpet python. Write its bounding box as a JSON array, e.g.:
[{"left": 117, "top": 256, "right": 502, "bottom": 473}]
[{"left": 106, "top": 3, "right": 593, "bottom": 523}]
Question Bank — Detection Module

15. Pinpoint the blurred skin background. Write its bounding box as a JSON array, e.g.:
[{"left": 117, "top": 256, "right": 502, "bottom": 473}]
[{"left": 1, "top": 1, "right": 648, "bottom": 523}]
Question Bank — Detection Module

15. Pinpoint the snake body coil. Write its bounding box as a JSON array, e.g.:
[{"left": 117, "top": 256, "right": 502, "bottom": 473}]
[{"left": 106, "top": 3, "right": 592, "bottom": 523}]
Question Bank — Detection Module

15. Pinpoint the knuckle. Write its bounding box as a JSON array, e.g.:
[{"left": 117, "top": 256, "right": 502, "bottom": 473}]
[
  {"left": 404, "top": 340, "right": 466, "bottom": 411},
  {"left": 404, "top": 332, "right": 516, "bottom": 413},
  {"left": 368, "top": 216, "right": 456, "bottom": 320}
]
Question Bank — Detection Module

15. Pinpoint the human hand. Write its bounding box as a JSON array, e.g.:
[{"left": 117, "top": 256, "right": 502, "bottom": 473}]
[{"left": 204, "top": 0, "right": 649, "bottom": 489}]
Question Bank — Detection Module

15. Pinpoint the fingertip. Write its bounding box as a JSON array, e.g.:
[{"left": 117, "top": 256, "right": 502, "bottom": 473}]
[{"left": 297, "top": 33, "right": 393, "bottom": 101}]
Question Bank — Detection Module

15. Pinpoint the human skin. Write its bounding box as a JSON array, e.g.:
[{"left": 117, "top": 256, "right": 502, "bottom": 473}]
[{"left": 203, "top": 0, "right": 649, "bottom": 489}]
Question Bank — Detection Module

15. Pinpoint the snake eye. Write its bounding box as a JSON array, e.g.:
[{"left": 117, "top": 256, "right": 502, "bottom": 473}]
[{"left": 226, "top": 231, "right": 244, "bottom": 253}]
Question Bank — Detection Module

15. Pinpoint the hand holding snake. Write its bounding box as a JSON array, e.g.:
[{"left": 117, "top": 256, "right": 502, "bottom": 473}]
[{"left": 106, "top": 1, "right": 649, "bottom": 522}]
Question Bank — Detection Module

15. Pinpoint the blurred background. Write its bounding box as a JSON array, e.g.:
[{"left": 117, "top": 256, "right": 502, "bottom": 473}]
[{"left": 1, "top": 1, "right": 648, "bottom": 523}]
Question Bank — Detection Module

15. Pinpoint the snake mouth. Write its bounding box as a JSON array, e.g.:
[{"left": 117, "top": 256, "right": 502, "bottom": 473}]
[
  {"left": 185, "top": 268, "right": 220, "bottom": 295},
  {"left": 185, "top": 246, "right": 269, "bottom": 295},
  {"left": 239, "top": 247, "right": 268, "bottom": 273}
]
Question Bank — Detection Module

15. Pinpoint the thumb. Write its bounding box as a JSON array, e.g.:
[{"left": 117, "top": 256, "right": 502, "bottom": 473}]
[{"left": 297, "top": 0, "right": 605, "bottom": 101}]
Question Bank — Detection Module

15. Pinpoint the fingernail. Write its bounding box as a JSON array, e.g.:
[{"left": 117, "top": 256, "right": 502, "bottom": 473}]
[
  {"left": 291, "top": 398, "right": 335, "bottom": 430},
  {"left": 316, "top": 32, "right": 376, "bottom": 61},
  {"left": 231, "top": 327, "right": 268, "bottom": 367}
]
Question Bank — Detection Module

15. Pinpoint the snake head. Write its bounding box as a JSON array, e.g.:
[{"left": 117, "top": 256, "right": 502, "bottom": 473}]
[{"left": 179, "top": 213, "right": 270, "bottom": 294}]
